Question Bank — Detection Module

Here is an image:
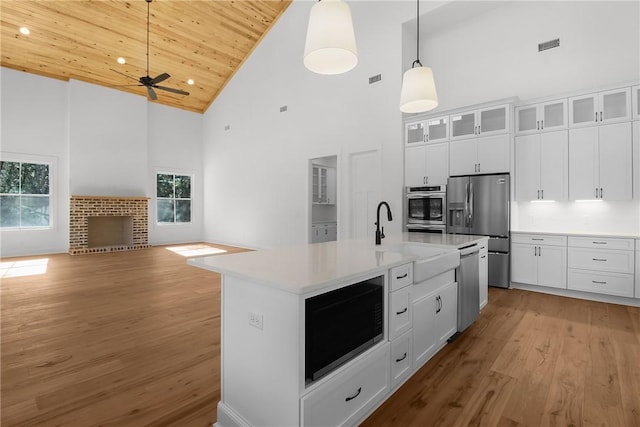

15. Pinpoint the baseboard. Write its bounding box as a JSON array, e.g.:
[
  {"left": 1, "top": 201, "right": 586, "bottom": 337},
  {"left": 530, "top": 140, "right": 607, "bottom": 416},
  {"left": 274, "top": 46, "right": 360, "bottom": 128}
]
[
  {"left": 215, "top": 401, "right": 251, "bottom": 427},
  {"left": 510, "top": 282, "right": 640, "bottom": 307}
]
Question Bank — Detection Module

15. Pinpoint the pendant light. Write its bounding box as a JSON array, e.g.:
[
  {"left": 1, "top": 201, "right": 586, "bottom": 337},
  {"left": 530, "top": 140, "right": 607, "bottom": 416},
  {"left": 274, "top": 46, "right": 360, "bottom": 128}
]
[
  {"left": 400, "top": 0, "right": 438, "bottom": 113},
  {"left": 303, "top": 0, "right": 358, "bottom": 75}
]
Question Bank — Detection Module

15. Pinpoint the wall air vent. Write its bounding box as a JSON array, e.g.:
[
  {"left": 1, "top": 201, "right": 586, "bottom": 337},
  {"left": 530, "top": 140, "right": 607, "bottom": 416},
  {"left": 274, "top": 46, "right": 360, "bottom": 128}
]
[
  {"left": 280, "top": 105, "right": 288, "bottom": 112},
  {"left": 224, "top": 125, "right": 230, "bottom": 131},
  {"left": 369, "top": 74, "right": 382, "bottom": 84},
  {"left": 538, "top": 38, "right": 560, "bottom": 52}
]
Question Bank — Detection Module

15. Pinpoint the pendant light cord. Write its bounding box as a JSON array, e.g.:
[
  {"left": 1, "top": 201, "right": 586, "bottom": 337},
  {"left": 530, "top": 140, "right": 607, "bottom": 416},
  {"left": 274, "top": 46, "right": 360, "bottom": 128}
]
[
  {"left": 146, "top": 0, "right": 150, "bottom": 76},
  {"left": 412, "top": 0, "right": 422, "bottom": 68}
]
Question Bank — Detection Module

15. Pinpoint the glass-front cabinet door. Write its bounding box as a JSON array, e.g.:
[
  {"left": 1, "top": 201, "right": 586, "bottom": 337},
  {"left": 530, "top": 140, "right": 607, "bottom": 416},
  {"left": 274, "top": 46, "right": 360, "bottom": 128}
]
[
  {"left": 405, "top": 121, "right": 426, "bottom": 145},
  {"left": 570, "top": 87, "right": 631, "bottom": 127},
  {"left": 541, "top": 99, "right": 567, "bottom": 131},
  {"left": 633, "top": 85, "right": 640, "bottom": 120},
  {"left": 426, "top": 116, "right": 449, "bottom": 144},
  {"left": 478, "top": 104, "right": 509, "bottom": 136},
  {"left": 450, "top": 111, "right": 477, "bottom": 140},
  {"left": 516, "top": 105, "right": 538, "bottom": 134}
]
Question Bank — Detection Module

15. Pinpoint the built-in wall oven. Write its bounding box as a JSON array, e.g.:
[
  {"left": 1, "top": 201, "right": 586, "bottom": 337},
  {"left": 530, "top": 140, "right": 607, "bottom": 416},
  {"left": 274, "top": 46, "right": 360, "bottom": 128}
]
[{"left": 405, "top": 185, "right": 446, "bottom": 233}]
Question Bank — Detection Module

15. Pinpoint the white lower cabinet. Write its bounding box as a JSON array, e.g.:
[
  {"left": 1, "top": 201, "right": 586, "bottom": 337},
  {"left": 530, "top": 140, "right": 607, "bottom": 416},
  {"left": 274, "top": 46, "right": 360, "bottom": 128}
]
[
  {"left": 311, "top": 222, "right": 337, "bottom": 243},
  {"left": 567, "top": 237, "right": 635, "bottom": 298},
  {"left": 301, "top": 344, "right": 390, "bottom": 427},
  {"left": 511, "top": 234, "right": 567, "bottom": 289},
  {"left": 636, "top": 240, "right": 640, "bottom": 298},
  {"left": 412, "top": 280, "right": 457, "bottom": 369},
  {"left": 389, "top": 285, "right": 412, "bottom": 340},
  {"left": 479, "top": 240, "right": 488, "bottom": 309},
  {"left": 390, "top": 330, "right": 412, "bottom": 390}
]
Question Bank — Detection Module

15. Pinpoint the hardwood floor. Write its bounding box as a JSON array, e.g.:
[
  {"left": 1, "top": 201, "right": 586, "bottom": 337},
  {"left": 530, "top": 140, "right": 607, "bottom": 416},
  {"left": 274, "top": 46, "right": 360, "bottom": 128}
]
[{"left": 2, "top": 245, "right": 639, "bottom": 426}]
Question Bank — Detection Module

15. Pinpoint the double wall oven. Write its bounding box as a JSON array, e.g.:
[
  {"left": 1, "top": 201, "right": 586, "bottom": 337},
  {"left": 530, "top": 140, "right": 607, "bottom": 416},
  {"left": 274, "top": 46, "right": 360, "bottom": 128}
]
[{"left": 405, "top": 185, "right": 446, "bottom": 233}]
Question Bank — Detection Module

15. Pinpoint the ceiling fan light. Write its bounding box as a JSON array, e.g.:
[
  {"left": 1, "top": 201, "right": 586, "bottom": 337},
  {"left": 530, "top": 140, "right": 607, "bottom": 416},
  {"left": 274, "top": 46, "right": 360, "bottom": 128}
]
[
  {"left": 19, "top": 27, "right": 30, "bottom": 35},
  {"left": 303, "top": 0, "right": 357, "bottom": 75},
  {"left": 117, "top": 57, "right": 126, "bottom": 64},
  {"left": 400, "top": 66, "right": 438, "bottom": 113}
]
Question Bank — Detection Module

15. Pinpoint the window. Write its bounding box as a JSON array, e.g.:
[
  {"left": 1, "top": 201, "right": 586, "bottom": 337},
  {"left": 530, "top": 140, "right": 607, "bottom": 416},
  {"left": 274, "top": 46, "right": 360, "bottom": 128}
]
[
  {"left": 0, "top": 161, "right": 51, "bottom": 229},
  {"left": 156, "top": 173, "right": 192, "bottom": 224}
]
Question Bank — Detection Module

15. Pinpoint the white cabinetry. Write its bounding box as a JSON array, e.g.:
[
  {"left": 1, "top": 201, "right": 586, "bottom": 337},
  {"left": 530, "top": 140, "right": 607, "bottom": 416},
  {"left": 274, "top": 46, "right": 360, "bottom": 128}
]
[
  {"left": 412, "top": 271, "right": 457, "bottom": 369},
  {"left": 567, "top": 237, "right": 635, "bottom": 298},
  {"left": 312, "top": 165, "right": 336, "bottom": 205},
  {"left": 311, "top": 222, "right": 337, "bottom": 243},
  {"left": 449, "top": 104, "right": 511, "bottom": 175},
  {"left": 516, "top": 99, "right": 567, "bottom": 134},
  {"left": 405, "top": 117, "right": 449, "bottom": 145},
  {"left": 511, "top": 234, "right": 567, "bottom": 289},
  {"left": 635, "top": 239, "right": 640, "bottom": 298},
  {"left": 515, "top": 130, "right": 568, "bottom": 201},
  {"left": 388, "top": 263, "right": 413, "bottom": 390},
  {"left": 405, "top": 143, "right": 449, "bottom": 187},
  {"left": 568, "top": 122, "right": 632, "bottom": 200},
  {"left": 479, "top": 240, "right": 488, "bottom": 309},
  {"left": 301, "top": 344, "right": 389, "bottom": 427},
  {"left": 569, "top": 87, "right": 631, "bottom": 127}
]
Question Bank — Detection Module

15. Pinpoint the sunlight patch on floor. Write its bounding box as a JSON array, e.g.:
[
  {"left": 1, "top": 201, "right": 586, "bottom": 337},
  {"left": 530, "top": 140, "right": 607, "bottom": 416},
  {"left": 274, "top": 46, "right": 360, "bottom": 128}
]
[
  {"left": 0, "top": 258, "right": 49, "bottom": 278},
  {"left": 166, "top": 244, "right": 227, "bottom": 257}
]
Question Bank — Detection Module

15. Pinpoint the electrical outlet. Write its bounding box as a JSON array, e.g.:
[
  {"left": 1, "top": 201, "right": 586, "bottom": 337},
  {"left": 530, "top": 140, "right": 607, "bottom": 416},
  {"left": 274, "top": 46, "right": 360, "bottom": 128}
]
[{"left": 248, "top": 312, "right": 263, "bottom": 330}]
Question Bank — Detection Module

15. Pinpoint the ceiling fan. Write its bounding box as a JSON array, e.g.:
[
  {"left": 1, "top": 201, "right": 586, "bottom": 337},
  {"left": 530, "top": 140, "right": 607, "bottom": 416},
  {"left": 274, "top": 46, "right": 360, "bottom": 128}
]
[{"left": 111, "top": 0, "right": 189, "bottom": 100}]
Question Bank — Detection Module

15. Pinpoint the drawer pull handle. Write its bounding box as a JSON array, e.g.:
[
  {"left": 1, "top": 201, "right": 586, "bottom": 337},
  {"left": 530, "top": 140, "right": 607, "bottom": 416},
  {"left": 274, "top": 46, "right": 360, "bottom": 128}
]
[
  {"left": 396, "top": 307, "right": 408, "bottom": 315},
  {"left": 396, "top": 352, "right": 407, "bottom": 363},
  {"left": 531, "top": 238, "right": 544, "bottom": 241},
  {"left": 345, "top": 387, "right": 362, "bottom": 402},
  {"left": 592, "top": 258, "right": 607, "bottom": 262},
  {"left": 396, "top": 273, "right": 408, "bottom": 279},
  {"left": 592, "top": 241, "right": 607, "bottom": 245},
  {"left": 592, "top": 280, "right": 607, "bottom": 285}
]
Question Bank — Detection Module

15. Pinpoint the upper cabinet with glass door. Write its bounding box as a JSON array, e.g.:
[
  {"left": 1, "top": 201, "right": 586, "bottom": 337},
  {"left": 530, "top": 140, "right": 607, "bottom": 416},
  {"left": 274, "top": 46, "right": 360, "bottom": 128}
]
[
  {"left": 450, "top": 104, "right": 510, "bottom": 141},
  {"left": 569, "top": 87, "right": 631, "bottom": 128},
  {"left": 515, "top": 99, "right": 567, "bottom": 135},
  {"left": 632, "top": 85, "right": 639, "bottom": 120},
  {"left": 405, "top": 116, "right": 449, "bottom": 145}
]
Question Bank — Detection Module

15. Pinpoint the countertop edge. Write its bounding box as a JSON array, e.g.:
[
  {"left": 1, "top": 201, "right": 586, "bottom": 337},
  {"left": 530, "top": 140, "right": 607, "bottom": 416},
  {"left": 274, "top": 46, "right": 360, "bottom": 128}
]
[{"left": 511, "top": 230, "right": 640, "bottom": 239}]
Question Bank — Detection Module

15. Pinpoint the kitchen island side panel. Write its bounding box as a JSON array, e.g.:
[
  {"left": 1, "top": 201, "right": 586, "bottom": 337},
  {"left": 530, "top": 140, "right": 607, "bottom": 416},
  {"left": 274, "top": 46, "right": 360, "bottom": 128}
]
[{"left": 221, "top": 275, "right": 301, "bottom": 426}]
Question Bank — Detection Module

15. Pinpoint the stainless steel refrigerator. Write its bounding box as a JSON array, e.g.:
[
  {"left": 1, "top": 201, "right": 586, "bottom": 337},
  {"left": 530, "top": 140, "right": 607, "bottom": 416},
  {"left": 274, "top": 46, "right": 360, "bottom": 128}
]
[{"left": 447, "top": 174, "right": 510, "bottom": 288}]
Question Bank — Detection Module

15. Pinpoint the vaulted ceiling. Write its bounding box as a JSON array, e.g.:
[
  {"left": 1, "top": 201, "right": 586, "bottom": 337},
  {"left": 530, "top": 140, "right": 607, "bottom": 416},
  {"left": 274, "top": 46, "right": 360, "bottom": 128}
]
[{"left": 1, "top": 0, "right": 292, "bottom": 113}]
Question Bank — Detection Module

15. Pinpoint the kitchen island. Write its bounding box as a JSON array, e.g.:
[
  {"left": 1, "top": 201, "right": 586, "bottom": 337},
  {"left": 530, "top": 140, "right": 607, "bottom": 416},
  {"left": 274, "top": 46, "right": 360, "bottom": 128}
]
[{"left": 189, "top": 234, "right": 487, "bottom": 427}]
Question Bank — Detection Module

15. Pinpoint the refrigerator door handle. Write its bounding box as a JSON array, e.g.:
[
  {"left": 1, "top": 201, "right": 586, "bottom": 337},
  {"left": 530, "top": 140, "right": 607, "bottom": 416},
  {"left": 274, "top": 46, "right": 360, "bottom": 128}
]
[
  {"left": 468, "top": 182, "right": 474, "bottom": 227},
  {"left": 464, "top": 183, "right": 470, "bottom": 227}
]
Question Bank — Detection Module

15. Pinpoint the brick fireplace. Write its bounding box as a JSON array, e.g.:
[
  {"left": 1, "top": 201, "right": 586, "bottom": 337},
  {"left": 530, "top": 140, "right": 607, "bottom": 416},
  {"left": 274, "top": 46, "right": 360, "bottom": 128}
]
[{"left": 69, "top": 196, "right": 149, "bottom": 255}]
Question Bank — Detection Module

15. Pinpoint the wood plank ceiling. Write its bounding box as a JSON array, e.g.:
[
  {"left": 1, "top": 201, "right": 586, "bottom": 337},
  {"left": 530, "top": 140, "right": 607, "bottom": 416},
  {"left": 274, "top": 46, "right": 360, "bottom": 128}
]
[{"left": 1, "top": 0, "right": 292, "bottom": 113}]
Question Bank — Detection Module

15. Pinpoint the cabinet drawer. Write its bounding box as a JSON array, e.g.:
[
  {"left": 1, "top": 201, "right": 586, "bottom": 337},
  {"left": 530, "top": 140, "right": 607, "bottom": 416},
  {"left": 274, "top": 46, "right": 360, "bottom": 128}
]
[
  {"left": 390, "top": 330, "right": 412, "bottom": 390},
  {"left": 568, "top": 269, "right": 634, "bottom": 298},
  {"left": 389, "top": 286, "right": 412, "bottom": 340},
  {"left": 390, "top": 263, "right": 413, "bottom": 291},
  {"left": 568, "top": 248, "right": 634, "bottom": 274},
  {"left": 568, "top": 236, "right": 634, "bottom": 250},
  {"left": 511, "top": 233, "right": 567, "bottom": 246},
  {"left": 301, "top": 344, "right": 389, "bottom": 427}
]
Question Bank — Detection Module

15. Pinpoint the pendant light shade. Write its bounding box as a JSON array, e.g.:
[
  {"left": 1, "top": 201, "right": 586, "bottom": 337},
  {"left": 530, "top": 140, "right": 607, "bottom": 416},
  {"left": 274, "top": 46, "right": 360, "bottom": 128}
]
[
  {"left": 400, "top": 66, "right": 438, "bottom": 113},
  {"left": 303, "top": 0, "right": 358, "bottom": 75},
  {"left": 400, "top": 0, "right": 438, "bottom": 113}
]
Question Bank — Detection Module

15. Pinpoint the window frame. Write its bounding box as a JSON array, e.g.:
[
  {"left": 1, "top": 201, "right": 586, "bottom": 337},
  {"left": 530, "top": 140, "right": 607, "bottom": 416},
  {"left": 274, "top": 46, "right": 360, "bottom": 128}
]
[
  {"left": 0, "top": 154, "right": 55, "bottom": 231},
  {"left": 155, "top": 171, "right": 194, "bottom": 225}
]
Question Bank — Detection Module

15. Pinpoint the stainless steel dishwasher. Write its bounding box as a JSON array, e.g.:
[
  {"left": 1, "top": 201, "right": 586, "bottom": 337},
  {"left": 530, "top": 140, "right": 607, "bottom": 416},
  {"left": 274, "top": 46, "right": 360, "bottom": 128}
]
[{"left": 457, "top": 243, "right": 480, "bottom": 332}]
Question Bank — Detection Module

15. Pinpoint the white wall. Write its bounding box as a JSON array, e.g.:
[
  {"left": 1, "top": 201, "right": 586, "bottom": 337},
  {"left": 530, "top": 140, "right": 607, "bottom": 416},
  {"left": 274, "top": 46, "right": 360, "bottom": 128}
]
[
  {"left": 1, "top": 68, "right": 70, "bottom": 256},
  {"left": 1, "top": 69, "right": 204, "bottom": 257},
  {"left": 202, "top": 1, "right": 444, "bottom": 249},
  {"left": 147, "top": 103, "right": 203, "bottom": 245}
]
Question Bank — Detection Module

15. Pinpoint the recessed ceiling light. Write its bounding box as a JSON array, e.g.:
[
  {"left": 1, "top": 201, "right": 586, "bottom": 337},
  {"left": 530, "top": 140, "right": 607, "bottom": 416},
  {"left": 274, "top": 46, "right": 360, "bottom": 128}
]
[
  {"left": 117, "top": 57, "right": 126, "bottom": 65},
  {"left": 19, "top": 27, "right": 30, "bottom": 35},
  {"left": 187, "top": 79, "right": 195, "bottom": 85}
]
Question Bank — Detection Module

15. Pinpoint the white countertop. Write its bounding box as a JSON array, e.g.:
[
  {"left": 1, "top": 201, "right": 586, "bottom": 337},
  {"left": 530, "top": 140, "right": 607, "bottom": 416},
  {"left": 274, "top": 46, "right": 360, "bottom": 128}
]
[{"left": 188, "top": 234, "right": 488, "bottom": 295}]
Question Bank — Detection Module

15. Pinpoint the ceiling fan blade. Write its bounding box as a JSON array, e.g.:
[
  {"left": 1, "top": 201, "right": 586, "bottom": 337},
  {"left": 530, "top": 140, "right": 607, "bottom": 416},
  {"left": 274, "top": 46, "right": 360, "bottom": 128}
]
[
  {"left": 110, "top": 68, "right": 140, "bottom": 83},
  {"left": 155, "top": 86, "right": 190, "bottom": 96},
  {"left": 150, "top": 73, "right": 170, "bottom": 84},
  {"left": 146, "top": 86, "right": 158, "bottom": 100},
  {"left": 113, "top": 84, "right": 144, "bottom": 87}
]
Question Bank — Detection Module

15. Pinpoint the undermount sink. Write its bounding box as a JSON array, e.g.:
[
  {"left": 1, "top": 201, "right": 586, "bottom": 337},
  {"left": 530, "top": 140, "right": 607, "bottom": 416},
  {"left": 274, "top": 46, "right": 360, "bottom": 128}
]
[{"left": 381, "top": 243, "right": 460, "bottom": 283}]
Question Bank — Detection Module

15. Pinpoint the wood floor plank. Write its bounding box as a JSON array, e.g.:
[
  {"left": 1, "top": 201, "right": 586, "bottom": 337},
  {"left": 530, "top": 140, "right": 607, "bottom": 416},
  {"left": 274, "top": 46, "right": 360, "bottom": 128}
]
[{"left": 3, "top": 250, "right": 640, "bottom": 426}]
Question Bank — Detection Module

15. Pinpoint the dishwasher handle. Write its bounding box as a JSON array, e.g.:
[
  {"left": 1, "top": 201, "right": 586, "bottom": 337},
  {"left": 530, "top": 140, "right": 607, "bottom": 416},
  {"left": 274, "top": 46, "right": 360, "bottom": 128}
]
[{"left": 459, "top": 243, "right": 479, "bottom": 256}]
